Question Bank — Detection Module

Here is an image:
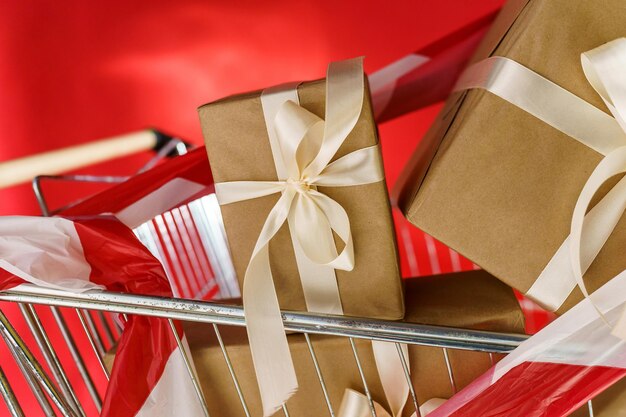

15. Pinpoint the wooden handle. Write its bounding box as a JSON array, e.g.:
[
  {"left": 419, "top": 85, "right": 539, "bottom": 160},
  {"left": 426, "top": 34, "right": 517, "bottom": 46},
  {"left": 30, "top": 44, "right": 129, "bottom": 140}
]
[{"left": 0, "top": 130, "right": 159, "bottom": 189}]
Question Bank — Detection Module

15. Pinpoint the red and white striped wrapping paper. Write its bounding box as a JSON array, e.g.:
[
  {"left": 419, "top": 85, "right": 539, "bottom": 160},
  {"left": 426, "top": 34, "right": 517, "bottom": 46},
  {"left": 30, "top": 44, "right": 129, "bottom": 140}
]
[
  {"left": 61, "top": 147, "right": 213, "bottom": 229},
  {"left": 61, "top": 148, "right": 228, "bottom": 301},
  {"left": 427, "top": 272, "right": 626, "bottom": 417},
  {"left": 0, "top": 215, "right": 206, "bottom": 416}
]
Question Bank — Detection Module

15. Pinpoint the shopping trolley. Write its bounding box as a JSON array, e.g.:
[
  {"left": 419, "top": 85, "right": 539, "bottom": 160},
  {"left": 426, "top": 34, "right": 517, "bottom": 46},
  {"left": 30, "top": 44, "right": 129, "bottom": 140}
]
[
  {"left": 0, "top": 133, "right": 593, "bottom": 416},
  {"left": 0, "top": 132, "right": 600, "bottom": 417}
]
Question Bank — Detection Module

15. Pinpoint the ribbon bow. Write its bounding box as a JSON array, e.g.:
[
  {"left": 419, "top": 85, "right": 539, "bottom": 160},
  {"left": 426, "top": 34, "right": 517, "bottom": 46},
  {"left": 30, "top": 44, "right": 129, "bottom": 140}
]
[
  {"left": 455, "top": 38, "right": 626, "bottom": 337},
  {"left": 215, "top": 58, "right": 385, "bottom": 416}
]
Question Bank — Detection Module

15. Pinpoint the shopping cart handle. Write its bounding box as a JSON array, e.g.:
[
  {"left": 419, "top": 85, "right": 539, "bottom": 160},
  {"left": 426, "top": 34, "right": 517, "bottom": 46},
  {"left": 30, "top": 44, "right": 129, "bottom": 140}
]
[
  {"left": 0, "top": 128, "right": 187, "bottom": 190},
  {"left": 152, "top": 128, "right": 192, "bottom": 156}
]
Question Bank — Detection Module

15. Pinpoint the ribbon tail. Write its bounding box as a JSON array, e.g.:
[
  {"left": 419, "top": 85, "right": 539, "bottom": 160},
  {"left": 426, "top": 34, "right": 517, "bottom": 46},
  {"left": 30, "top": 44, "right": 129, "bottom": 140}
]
[
  {"left": 372, "top": 341, "right": 409, "bottom": 417},
  {"left": 528, "top": 173, "right": 626, "bottom": 311},
  {"left": 611, "top": 271, "right": 626, "bottom": 339},
  {"left": 244, "top": 245, "right": 298, "bottom": 416},
  {"left": 215, "top": 181, "right": 286, "bottom": 205},
  {"left": 241, "top": 188, "right": 298, "bottom": 415}
]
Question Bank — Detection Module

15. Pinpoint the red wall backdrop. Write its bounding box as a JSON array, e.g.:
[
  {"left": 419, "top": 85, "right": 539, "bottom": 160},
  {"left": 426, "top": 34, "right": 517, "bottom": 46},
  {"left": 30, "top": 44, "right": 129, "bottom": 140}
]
[
  {"left": 0, "top": 1, "right": 507, "bottom": 416},
  {"left": 0, "top": 0, "right": 504, "bottom": 215}
]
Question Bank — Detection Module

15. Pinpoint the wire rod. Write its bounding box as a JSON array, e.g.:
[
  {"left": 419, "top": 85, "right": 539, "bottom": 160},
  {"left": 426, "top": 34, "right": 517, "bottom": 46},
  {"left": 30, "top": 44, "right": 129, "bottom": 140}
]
[
  {"left": 19, "top": 304, "right": 85, "bottom": 417},
  {"left": 0, "top": 310, "right": 77, "bottom": 417},
  {"left": 0, "top": 367, "right": 25, "bottom": 417},
  {"left": 0, "top": 286, "right": 528, "bottom": 353}
]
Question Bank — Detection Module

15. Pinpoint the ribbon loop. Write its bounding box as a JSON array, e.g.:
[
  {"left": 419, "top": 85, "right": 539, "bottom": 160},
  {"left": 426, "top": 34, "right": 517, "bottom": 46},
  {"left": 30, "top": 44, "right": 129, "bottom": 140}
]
[
  {"left": 567, "top": 40, "right": 626, "bottom": 338},
  {"left": 290, "top": 192, "right": 339, "bottom": 265},
  {"left": 581, "top": 38, "right": 626, "bottom": 131},
  {"left": 314, "top": 146, "right": 385, "bottom": 187},
  {"left": 299, "top": 190, "right": 355, "bottom": 270},
  {"left": 275, "top": 100, "right": 324, "bottom": 179},
  {"left": 303, "top": 57, "right": 366, "bottom": 179}
]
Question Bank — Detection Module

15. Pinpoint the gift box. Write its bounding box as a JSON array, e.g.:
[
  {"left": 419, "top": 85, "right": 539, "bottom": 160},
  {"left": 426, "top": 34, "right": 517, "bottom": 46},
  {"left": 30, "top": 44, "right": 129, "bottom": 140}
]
[
  {"left": 199, "top": 60, "right": 406, "bottom": 413},
  {"left": 198, "top": 64, "right": 403, "bottom": 320},
  {"left": 395, "top": 0, "right": 626, "bottom": 314},
  {"left": 178, "top": 271, "right": 521, "bottom": 417}
]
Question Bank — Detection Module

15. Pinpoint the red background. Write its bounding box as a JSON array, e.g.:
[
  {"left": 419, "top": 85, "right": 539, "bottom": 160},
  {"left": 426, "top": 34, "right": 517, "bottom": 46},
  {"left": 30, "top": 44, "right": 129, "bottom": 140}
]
[
  {"left": 0, "top": 0, "right": 504, "bottom": 215},
  {"left": 0, "top": 1, "right": 517, "bottom": 416}
]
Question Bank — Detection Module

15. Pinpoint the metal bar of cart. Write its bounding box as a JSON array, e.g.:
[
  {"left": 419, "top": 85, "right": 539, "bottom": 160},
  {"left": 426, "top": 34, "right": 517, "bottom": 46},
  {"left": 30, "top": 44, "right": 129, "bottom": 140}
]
[
  {"left": 0, "top": 134, "right": 599, "bottom": 417},
  {"left": 0, "top": 310, "right": 78, "bottom": 417},
  {"left": 4, "top": 335, "right": 56, "bottom": 416},
  {"left": 18, "top": 303, "right": 86, "bottom": 417},
  {"left": 0, "top": 366, "right": 25, "bottom": 417},
  {"left": 0, "top": 285, "right": 528, "bottom": 352}
]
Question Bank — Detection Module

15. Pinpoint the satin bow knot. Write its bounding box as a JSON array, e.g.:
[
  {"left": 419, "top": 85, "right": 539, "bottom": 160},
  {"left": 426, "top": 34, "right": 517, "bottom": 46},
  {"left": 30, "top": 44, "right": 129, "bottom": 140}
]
[{"left": 286, "top": 178, "right": 311, "bottom": 193}]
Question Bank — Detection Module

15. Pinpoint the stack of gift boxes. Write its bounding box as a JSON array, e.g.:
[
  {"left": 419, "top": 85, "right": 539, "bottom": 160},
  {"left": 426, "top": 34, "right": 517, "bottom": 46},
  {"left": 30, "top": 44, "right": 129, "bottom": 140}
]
[
  {"left": 183, "top": 272, "right": 522, "bottom": 416},
  {"left": 108, "top": 0, "right": 626, "bottom": 415},
  {"left": 195, "top": 51, "right": 527, "bottom": 415}
]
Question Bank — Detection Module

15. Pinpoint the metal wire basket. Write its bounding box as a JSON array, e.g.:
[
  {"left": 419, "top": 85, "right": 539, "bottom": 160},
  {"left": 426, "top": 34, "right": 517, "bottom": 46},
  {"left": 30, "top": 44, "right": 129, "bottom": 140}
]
[{"left": 0, "top": 137, "right": 600, "bottom": 417}]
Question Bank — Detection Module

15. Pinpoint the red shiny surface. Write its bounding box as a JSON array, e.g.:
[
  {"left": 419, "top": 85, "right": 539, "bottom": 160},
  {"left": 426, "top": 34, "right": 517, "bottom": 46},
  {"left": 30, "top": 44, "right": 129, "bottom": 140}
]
[{"left": 442, "top": 362, "right": 626, "bottom": 417}]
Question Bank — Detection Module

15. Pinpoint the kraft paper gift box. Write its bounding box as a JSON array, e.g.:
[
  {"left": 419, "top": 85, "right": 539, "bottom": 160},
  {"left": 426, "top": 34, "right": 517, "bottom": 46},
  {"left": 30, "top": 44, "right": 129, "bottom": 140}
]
[
  {"left": 178, "top": 271, "right": 523, "bottom": 417},
  {"left": 198, "top": 70, "right": 403, "bottom": 320},
  {"left": 395, "top": 0, "right": 626, "bottom": 314},
  {"left": 200, "top": 60, "right": 407, "bottom": 413}
]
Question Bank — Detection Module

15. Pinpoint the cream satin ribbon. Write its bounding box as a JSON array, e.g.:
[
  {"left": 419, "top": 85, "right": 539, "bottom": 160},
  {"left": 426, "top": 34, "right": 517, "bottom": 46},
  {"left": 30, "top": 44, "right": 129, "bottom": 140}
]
[
  {"left": 454, "top": 39, "right": 626, "bottom": 334},
  {"left": 259, "top": 66, "right": 409, "bottom": 417},
  {"left": 372, "top": 341, "right": 409, "bottom": 417},
  {"left": 260, "top": 82, "right": 344, "bottom": 316},
  {"left": 215, "top": 58, "right": 390, "bottom": 416},
  {"left": 338, "top": 389, "right": 446, "bottom": 417}
]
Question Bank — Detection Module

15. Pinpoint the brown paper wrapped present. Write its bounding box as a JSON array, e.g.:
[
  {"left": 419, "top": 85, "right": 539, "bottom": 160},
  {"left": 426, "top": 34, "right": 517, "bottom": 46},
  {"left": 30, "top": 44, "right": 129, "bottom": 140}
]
[
  {"left": 183, "top": 271, "right": 521, "bottom": 417},
  {"left": 395, "top": 0, "right": 626, "bottom": 314},
  {"left": 199, "top": 59, "right": 404, "bottom": 413},
  {"left": 198, "top": 72, "right": 403, "bottom": 320}
]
